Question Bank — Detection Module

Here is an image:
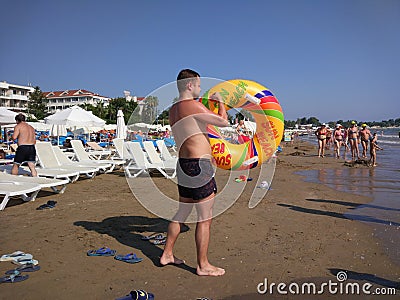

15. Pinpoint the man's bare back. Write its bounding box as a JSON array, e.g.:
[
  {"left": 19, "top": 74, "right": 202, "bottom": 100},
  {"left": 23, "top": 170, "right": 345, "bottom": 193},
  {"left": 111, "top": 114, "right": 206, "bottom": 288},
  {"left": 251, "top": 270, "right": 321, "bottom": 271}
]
[{"left": 13, "top": 122, "right": 36, "bottom": 145}]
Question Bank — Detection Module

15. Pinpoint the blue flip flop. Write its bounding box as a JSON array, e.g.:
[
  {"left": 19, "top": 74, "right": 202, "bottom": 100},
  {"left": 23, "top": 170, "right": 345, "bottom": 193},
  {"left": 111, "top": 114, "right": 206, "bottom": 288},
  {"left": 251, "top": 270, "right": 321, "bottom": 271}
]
[
  {"left": 114, "top": 253, "right": 143, "bottom": 264},
  {"left": 5, "top": 263, "right": 41, "bottom": 275},
  {"left": 0, "top": 273, "right": 29, "bottom": 283},
  {"left": 116, "top": 289, "right": 154, "bottom": 300},
  {"left": 87, "top": 247, "right": 116, "bottom": 257}
]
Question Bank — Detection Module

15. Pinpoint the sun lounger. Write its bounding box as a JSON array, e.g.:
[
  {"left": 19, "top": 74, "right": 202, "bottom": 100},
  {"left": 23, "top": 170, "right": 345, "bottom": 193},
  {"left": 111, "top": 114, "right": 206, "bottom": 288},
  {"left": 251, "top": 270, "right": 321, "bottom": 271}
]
[
  {"left": 71, "top": 140, "right": 125, "bottom": 173},
  {"left": 0, "top": 181, "right": 41, "bottom": 211},
  {"left": 125, "top": 141, "right": 175, "bottom": 179},
  {"left": 156, "top": 140, "right": 178, "bottom": 165},
  {"left": 112, "top": 138, "right": 131, "bottom": 160},
  {"left": 0, "top": 172, "right": 69, "bottom": 194},
  {"left": 86, "top": 142, "right": 113, "bottom": 159},
  {"left": 36, "top": 142, "right": 99, "bottom": 179},
  {"left": 52, "top": 146, "right": 111, "bottom": 174},
  {"left": 143, "top": 141, "right": 176, "bottom": 178}
]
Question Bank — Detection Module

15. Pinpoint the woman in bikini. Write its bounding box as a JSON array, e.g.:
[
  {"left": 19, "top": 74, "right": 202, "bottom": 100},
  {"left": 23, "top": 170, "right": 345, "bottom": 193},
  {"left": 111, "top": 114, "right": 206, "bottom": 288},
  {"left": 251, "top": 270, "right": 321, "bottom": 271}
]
[
  {"left": 347, "top": 121, "right": 360, "bottom": 160},
  {"left": 315, "top": 123, "right": 327, "bottom": 157},
  {"left": 333, "top": 124, "right": 343, "bottom": 159}
]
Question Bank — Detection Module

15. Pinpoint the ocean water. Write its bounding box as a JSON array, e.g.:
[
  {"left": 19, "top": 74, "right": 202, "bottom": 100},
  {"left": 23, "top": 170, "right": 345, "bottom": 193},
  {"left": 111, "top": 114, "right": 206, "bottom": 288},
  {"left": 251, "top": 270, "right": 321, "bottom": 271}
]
[{"left": 297, "top": 128, "right": 400, "bottom": 265}]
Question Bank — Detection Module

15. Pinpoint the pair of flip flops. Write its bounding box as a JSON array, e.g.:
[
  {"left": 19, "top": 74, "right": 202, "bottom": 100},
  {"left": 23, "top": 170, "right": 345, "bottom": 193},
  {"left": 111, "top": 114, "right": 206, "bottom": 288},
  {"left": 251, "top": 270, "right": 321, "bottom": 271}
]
[
  {"left": 141, "top": 233, "right": 166, "bottom": 245},
  {"left": 0, "top": 263, "right": 41, "bottom": 284},
  {"left": 87, "top": 247, "right": 142, "bottom": 264},
  {"left": 116, "top": 289, "right": 154, "bottom": 300},
  {"left": 0, "top": 251, "right": 39, "bottom": 266},
  {"left": 36, "top": 200, "right": 57, "bottom": 210}
]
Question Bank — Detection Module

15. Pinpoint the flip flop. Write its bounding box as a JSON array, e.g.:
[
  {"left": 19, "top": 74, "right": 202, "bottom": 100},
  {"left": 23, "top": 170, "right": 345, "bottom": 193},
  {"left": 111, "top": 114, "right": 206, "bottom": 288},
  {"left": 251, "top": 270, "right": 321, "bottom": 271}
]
[
  {"left": 5, "top": 263, "right": 41, "bottom": 275},
  {"left": 116, "top": 289, "right": 154, "bottom": 300},
  {"left": 0, "top": 273, "right": 29, "bottom": 283},
  {"left": 12, "top": 258, "right": 39, "bottom": 266},
  {"left": 141, "top": 233, "right": 166, "bottom": 241},
  {"left": 150, "top": 238, "right": 166, "bottom": 245},
  {"left": 36, "top": 203, "right": 54, "bottom": 210},
  {"left": 87, "top": 247, "right": 116, "bottom": 257},
  {"left": 114, "top": 253, "right": 143, "bottom": 264},
  {"left": 0, "top": 251, "right": 32, "bottom": 262}
]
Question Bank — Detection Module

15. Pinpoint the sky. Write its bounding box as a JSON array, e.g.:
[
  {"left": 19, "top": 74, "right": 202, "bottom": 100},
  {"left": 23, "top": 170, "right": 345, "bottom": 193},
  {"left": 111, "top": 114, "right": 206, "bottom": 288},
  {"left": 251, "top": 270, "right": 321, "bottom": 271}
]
[{"left": 1, "top": 0, "right": 399, "bottom": 122}]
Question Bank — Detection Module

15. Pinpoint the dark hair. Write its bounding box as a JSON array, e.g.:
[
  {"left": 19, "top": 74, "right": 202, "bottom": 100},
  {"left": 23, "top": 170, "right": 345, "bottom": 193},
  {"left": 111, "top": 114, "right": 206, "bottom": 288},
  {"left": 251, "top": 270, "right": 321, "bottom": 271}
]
[
  {"left": 176, "top": 69, "right": 200, "bottom": 93},
  {"left": 15, "top": 113, "right": 26, "bottom": 123}
]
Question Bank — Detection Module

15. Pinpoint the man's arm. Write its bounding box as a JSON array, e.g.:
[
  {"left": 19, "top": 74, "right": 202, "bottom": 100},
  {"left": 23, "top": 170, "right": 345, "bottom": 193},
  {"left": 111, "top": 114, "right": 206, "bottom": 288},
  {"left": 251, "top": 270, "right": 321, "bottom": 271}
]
[
  {"left": 194, "top": 101, "right": 229, "bottom": 127},
  {"left": 11, "top": 126, "right": 19, "bottom": 141}
]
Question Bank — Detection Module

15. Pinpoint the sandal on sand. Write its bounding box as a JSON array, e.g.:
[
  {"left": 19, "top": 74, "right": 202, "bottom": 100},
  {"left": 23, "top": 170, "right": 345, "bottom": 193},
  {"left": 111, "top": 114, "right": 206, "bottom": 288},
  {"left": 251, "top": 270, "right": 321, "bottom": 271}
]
[
  {"left": 116, "top": 289, "right": 154, "bottom": 300},
  {"left": 12, "top": 258, "right": 39, "bottom": 266},
  {"left": 149, "top": 238, "right": 166, "bottom": 245},
  {"left": 87, "top": 247, "right": 116, "bottom": 257},
  {"left": 114, "top": 253, "right": 143, "bottom": 264},
  {"left": 5, "top": 263, "right": 41, "bottom": 275},
  {"left": 0, "top": 251, "right": 32, "bottom": 262},
  {"left": 0, "top": 273, "right": 29, "bottom": 283},
  {"left": 141, "top": 233, "right": 166, "bottom": 241}
]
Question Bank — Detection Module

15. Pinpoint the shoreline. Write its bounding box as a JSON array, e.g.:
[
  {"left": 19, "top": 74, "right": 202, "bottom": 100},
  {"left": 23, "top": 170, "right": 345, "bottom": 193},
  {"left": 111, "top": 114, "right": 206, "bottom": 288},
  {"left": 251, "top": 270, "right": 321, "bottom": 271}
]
[{"left": 0, "top": 141, "right": 399, "bottom": 299}]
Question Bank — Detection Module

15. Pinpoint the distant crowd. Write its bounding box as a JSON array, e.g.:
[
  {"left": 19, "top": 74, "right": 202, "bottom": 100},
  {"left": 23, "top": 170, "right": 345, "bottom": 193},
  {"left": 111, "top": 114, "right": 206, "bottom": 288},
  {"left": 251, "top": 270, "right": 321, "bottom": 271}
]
[{"left": 315, "top": 121, "right": 383, "bottom": 166}]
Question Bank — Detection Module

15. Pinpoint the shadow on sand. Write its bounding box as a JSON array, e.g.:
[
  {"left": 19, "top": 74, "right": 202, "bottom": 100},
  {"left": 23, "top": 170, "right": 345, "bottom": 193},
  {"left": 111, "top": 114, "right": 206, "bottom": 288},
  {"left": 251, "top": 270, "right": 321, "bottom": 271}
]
[{"left": 74, "top": 215, "right": 196, "bottom": 274}]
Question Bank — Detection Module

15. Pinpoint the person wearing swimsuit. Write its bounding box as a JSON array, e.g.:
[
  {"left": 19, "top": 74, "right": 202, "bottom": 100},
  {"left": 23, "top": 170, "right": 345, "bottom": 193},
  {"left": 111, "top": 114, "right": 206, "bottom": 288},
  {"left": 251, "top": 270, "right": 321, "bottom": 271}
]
[
  {"left": 11, "top": 113, "right": 37, "bottom": 176},
  {"left": 347, "top": 121, "right": 360, "bottom": 160},
  {"left": 315, "top": 123, "right": 327, "bottom": 157},
  {"left": 333, "top": 124, "right": 343, "bottom": 159},
  {"left": 160, "top": 69, "right": 228, "bottom": 276},
  {"left": 359, "top": 124, "right": 371, "bottom": 158}
]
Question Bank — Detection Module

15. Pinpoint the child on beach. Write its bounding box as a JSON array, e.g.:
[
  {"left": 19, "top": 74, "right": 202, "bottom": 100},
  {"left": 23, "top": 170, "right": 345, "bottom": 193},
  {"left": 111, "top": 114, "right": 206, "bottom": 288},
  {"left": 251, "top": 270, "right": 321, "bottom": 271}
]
[{"left": 369, "top": 133, "right": 383, "bottom": 167}]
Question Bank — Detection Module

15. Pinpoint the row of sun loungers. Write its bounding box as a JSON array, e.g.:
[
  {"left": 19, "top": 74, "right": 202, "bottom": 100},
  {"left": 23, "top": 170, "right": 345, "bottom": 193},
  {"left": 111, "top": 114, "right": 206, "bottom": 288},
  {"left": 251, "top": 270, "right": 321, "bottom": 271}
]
[{"left": 0, "top": 139, "right": 177, "bottom": 210}]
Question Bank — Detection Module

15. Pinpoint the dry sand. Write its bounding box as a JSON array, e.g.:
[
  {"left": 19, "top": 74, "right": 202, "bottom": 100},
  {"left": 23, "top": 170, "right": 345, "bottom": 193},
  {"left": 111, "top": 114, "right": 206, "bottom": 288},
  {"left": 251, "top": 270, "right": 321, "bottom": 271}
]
[{"left": 0, "top": 141, "right": 399, "bottom": 299}]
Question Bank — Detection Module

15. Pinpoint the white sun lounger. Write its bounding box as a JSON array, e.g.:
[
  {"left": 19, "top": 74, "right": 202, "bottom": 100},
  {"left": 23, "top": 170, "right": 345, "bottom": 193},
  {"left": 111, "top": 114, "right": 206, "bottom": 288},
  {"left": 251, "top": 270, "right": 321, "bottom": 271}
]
[
  {"left": 86, "top": 142, "right": 113, "bottom": 159},
  {"left": 52, "top": 146, "right": 111, "bottom": 175},
  {"left": 155, "top": 139, "right": 178, "bottom": 165},
  {"left": 0, "top": 181, "right": 41, "bottom": 211},
  {"left": 112, "top": 138, "right": 131, "bottom": 160},
  {"left": 36, "top": 142, "right": 99, "bottom": 179},
  {"left": 143, "top": 141, "right": 176, "bottom": 178},
  {"left": 125, "top": 141, "right": 175, "bottom": 179},
  {"left": 71, "top": 140, "right": 125, "bottom": 173},
  {"left": 0, "top": 172, "right": 69, "bottom": 194}
]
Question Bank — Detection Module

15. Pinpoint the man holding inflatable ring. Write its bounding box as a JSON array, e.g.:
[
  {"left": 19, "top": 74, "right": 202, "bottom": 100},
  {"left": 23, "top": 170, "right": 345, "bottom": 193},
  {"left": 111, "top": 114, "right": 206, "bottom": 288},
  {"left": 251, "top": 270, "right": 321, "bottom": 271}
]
[{"left": 160, "top": 69, "right": 228, "bottom": 276}]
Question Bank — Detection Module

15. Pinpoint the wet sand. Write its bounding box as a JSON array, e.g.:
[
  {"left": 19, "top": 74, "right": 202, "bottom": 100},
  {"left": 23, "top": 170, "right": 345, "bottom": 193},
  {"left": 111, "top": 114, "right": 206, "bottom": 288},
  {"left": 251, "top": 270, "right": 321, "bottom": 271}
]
[{"left": 0, "top": 141, "right": 399, "bottom": 299}]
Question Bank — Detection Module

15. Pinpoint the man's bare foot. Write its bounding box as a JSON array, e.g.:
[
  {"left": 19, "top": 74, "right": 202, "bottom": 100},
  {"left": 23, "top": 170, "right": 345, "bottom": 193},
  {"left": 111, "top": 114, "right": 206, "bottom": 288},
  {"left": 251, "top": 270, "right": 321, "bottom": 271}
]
[
  {"left": 197, "top": 265, "right": 225, "bottom": 276},
  {"left": 160, "top": 254, "right": 185, "bottom": 266}
]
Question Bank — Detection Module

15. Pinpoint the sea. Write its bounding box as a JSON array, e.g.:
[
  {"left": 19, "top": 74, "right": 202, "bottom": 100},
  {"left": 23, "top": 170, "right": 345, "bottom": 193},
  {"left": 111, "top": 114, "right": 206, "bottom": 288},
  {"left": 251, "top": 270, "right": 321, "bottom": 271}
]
[{"left": 297, "top": 128, "right": 400, "bottom": 265}]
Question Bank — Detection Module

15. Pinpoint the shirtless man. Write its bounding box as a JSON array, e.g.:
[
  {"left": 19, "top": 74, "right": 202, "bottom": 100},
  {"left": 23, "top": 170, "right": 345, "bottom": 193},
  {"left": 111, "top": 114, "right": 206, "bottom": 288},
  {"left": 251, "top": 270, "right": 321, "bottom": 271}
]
[
  {"left": 369, "top": 133, "right": 383, "bottom": 167},
  {"left": 359, "top": 124, "right": 371, "bottom": 158},
  {"left": 11, "top": 113, "right": 37, "bottom": 176},
  {"left": 347, "top": 121, "right": 360, "bottom": 160},
  {"left": 160, "top": 69, "right": 228, "bottom": 276}
]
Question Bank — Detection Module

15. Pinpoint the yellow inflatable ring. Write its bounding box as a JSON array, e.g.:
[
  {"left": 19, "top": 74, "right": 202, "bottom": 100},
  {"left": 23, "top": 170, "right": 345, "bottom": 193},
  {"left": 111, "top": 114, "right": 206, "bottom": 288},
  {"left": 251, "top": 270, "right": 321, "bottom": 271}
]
[{"left": 199, "top": 79, "right": 284, "bottom": 170}]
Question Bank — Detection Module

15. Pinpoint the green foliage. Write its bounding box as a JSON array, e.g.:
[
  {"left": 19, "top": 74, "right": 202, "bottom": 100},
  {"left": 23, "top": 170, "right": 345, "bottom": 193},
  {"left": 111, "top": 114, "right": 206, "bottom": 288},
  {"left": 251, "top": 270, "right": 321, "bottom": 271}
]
[{"left": 28, "top": 86, "right": 46, "bottom": 120}]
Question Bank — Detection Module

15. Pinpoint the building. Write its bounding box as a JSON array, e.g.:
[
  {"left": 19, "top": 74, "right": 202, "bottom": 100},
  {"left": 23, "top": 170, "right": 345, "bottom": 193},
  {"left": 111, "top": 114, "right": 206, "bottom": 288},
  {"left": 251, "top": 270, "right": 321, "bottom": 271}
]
[
  {"left": 0, "top": 81, "right": 35, "bottom": 112},
  {"left": 43, "top": 89, "right": 111, "bottom": 113}
]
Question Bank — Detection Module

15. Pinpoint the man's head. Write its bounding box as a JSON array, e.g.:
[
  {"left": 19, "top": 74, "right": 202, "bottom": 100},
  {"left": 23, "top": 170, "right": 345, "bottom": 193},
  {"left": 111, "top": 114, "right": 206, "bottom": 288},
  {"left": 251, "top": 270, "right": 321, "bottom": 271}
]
[
  {"left": 15, "top": 113, "right": 26, "bottom": 124},
  {"left": 177, "top": 69, "right": 201, "bottom": 98}
]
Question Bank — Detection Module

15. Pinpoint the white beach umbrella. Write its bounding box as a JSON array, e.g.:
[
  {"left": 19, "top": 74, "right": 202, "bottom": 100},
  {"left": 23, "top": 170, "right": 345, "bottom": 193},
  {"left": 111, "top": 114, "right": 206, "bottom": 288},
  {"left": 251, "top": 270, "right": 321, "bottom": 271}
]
[
  {"left": 116, "top": 109, "right": 127, "bottom": 139},
  {"left": 50, "top": 124, "right": 67, "bottom": 145},
  {"left": 0, "top": 107, "right": 17, "bottom": 124},
  {"left": 44, "top": 106, "right": 105, "bottom": 127}
]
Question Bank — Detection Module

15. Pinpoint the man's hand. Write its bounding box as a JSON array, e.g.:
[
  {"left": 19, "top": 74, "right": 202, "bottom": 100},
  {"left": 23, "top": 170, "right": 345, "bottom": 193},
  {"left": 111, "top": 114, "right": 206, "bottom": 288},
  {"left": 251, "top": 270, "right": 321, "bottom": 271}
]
[{"left": 209, "top": 92, "right": 224, "bottom": 103}]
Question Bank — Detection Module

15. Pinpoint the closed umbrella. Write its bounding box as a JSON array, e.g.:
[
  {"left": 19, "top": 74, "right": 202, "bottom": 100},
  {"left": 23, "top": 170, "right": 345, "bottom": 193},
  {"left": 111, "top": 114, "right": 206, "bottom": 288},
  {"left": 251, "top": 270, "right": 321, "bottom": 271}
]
[
  {"left": 50, "top": 124, "right": 67, "bottom": 145},
  {"left": 116, "top": 110, "right": 127, "bottom": 139}
]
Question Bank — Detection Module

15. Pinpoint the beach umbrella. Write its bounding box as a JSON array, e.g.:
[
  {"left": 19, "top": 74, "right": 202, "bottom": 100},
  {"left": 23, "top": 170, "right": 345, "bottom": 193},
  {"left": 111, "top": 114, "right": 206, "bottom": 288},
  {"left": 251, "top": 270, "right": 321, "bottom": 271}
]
[
  {"left": 0, "top": 107, "right": 17, "bottom": 124},
  {"left": 44, "top": 106, "right": 106, "bottom": 127},
  {"left": 50, "top": 124, "right": 67, "bottom": 145},
  {"left": 116, "top": 109, "right": 127, "bottom": 139}
]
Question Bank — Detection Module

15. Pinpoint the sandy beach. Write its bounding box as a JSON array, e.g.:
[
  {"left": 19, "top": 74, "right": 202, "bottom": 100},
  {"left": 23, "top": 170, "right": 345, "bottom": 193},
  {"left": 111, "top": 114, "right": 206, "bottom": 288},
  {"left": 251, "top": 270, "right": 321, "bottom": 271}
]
[{"left": 1, "top": 140, "right": 399, "bottom": 299}]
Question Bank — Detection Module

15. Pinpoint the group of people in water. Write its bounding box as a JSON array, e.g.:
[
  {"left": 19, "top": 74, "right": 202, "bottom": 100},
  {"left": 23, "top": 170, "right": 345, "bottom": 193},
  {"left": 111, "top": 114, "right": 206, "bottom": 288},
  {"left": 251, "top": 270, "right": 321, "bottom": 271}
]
[{"left": 315, "top": 121, "right": 383, "bottom": 166}]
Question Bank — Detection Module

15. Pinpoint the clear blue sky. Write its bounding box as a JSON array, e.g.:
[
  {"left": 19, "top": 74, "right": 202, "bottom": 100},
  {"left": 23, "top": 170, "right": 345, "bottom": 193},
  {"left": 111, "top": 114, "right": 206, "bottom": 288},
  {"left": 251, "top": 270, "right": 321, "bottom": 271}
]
[{"left": 1, "top": 0, "right": 399, "bottom": 122}]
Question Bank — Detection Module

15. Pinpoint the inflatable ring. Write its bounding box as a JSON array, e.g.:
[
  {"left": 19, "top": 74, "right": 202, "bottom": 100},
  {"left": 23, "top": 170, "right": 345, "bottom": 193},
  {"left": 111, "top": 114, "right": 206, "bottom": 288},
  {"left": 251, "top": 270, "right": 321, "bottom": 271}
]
[{"left": 199, "top": 79, "right": 284, "bottom": 170}]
